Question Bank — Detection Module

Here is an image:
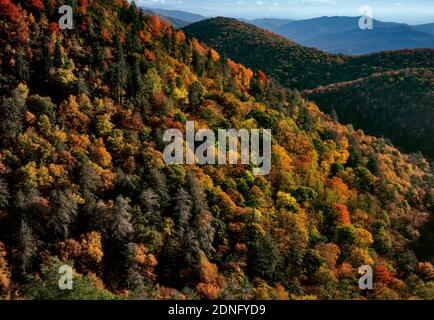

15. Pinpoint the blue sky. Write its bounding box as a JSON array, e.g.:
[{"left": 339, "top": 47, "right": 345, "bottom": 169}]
[{"left": 137, "top": 0, "right": 434, "bottom": 24}]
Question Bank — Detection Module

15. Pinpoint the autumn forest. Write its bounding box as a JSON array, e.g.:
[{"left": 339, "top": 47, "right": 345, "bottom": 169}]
[{"left": 0, "top": 0, "right": 433, "bottom": 301}]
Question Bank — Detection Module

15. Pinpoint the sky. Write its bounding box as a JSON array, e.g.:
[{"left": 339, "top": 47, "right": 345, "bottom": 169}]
[{"left": 136, "top": 0, "right": 434, "bottom": 24}]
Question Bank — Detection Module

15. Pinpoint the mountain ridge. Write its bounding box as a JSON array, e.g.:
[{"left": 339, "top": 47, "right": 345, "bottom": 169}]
[{"left": 183, "top": 17, "right": 434, "bottom": 159}]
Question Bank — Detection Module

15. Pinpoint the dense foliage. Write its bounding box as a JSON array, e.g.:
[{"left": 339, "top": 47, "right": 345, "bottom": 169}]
[
  {"left": 183, "top": 17, "right": 434, "bottom": 160},
  {"left": 305, "top": 69, "right": 434, "bottom": 159},
  {"left": 183, "top": 17, "right": 434, "bottom": 91},
  {"left": 0, "top": 0, "right": 433, "bottom": 300}
]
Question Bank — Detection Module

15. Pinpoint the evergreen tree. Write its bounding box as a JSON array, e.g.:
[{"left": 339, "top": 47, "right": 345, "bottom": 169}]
[
  {"left": 0, "top": 98, "right": 23, "bottom": 144},
  {"left": 247, "top": 233, "right": 282, "bottom": 282},
  {"left": 188, "top": 81, "right": 205, "bottom": 109},
  {"left": 0, "top": 177, "right": 9, "bottom": 209},
  {"left": 111, "top": 195, "right": 133, "bottom": 242},
  {"left": 192, "top": 50, "right": 204, "bottom": 76},
  {"left": 331, "top": 109, "right": 339, "bottom": 123},
  {"left": 174, "top": 188, "right": 193, "bottom": 237},
  {"left": 42, "top": 40, "right": 53, "bottom": 76},
  {"left": 79, "top": 162, "right": 102, "bottom": 215},
  {"left": 93, "top": 42, "right": 105, "bottom": 71},
  {"left": 54, "top": 40, "right": 63, "bottom": 68},
  {"left": 49, "top": 189, "right": 78, "bottom": 239},
  {"left": 16, "top": 49, "right": 29, "bottom": 82},
  {"left": 149, "top": 168, "right": 170, "bottom": 207},
  {"left": 139, "top": 187, "right": 162, "bottom": 226},
  {"left": 110, "top": 36, "right": 128, "bottom": 104},
  {"left": 17, "top": 219, "right": 37, "bottom": 275}
]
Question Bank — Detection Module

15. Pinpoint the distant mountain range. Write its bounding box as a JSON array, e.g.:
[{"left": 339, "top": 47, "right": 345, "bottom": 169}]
[
  {"left": 142, "top": 7, "right": 207, "bottom": 28},
  {"left": 250, "top": 16, "right": 434, "bottom": 55},
  {"left": 144, "top": 8, "right": 434, "bottom": 54},
  {"left": 183, "top": 17, "right": 434, "bottom": 158}
]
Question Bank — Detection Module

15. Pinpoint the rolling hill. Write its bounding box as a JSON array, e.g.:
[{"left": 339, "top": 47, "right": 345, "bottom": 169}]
[
  {"left": 183, "top": 17, "right": 434, "bottom": 89},
  {"left": 183, "top": 17, "right": 434, "bottom": 158}
]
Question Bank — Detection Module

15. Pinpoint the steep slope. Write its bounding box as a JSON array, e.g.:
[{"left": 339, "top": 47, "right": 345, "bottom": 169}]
[
  {"left": 0, "top": 0, "right": 433, "bottom": 301},
  {"left": 305, "top": 69, "right": 434, "bottom": 158},
  {"left": 183, "top": 17, "right": 434, "bottom": 159}
]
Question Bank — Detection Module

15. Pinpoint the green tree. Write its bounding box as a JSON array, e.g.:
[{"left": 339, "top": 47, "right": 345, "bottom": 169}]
[
  {"left": 0, "top": 98, "right": 23, "bottom": 143},
  {"left": 188, "top": 81, "right": 205, "bottom": 108},
  {"left": 0, "top": 177, "right": 9, "bottom": 209},
  {"left": 24, "top": 258, "right": 118, "bottom": 300},
  {"left": 110, "top": 36, "right": 128, "bottom": 104}
]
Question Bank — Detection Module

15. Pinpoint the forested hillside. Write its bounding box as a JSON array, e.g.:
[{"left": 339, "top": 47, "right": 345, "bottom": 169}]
[
  {"left": 183, "top": 17, "right": 434, "bottom": 160},
  {"left": 0, "top": 0, "right": 433, "bottom": 300},
  {"left": 305, "top": 69, "right": 434, "bottom": 159},
  {"left": 183, "top": 17, "right": 434, "bottom": 90}
]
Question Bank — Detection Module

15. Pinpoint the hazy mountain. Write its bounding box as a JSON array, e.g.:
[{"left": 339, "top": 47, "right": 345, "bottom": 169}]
[
  {"left": 146, "top": 8, "right": 207, "bottom": 25},
  {"left": 142, "top": 9, "right": 434, "bottom": 53},
  {"left": 249, "top": 16, "right": 434, "bottom": 54},
  {"left": 141, "top": 8, "right": 198, "bottom": 28},
  {"left": 303, "top": 24, "right": 434, "bottom": 55},
  {"left": 249, "top": 18, "right": 294, "bottom": 30},
  {"left": 413, "top": 23, "right": 434, "bottom": 35}
]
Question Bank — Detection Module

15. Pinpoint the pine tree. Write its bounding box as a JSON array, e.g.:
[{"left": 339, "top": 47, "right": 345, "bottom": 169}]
[
  {"left": 42, "top": 40, "right": 53, "bottom": 76},
  {"left": 149, "top": 168, "right": 170, "bottom": 207},
  {"left": 0, "top": 97, "right": 23, "bottom": 143},
  {"left": 17, "top": 219, "right": 37, "bottom": 275},
  {"left": 139, "top": 187, "right": 161, "bottom": 226},
  {"left": 54, "top": 40, "right": 63, "bottom": 68},
  {"left": 16, "top": 49, "right": 29, "bottom": 82},
  {"left": 247, "top": 233, "right": 282, "bottom": 282},
  {"left": 192, "top": 50, "right": 204, "bottom": 76},
  {"left": 111, "top": 195, "right": 133, "bottom": 242},
  {"left": 49, "top": 189, "right": 78, "bottom": 239},
  {"left": 331, "top": 109, "right": 339, "bottom": 123},
  {"left": 188, "top": 81, "right": 205, "bottom": 109},
  {"left": 131, "top": 59, "right": 144, "bottom": 97},
  {"left": 93, "top": 42, "right": 105, "bottom": 71},
  {"left": 174, "top": 188, "right": 193, "bottom": 237},
  {"left": 125, "top": 242, "right": 146, "bottom": 296},
  {"left": 0, "top": 177, "right": 9, "bottom": 209},
  {"left": 79, "top": 162, "right": 102, "bottom": 215},
  {"left": 110, "top": 36, "right": 128, "bottom": 104}
]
